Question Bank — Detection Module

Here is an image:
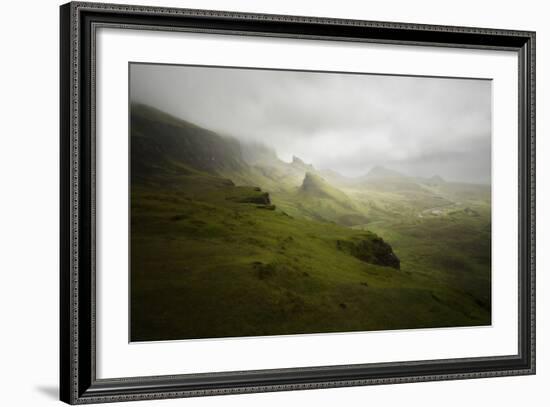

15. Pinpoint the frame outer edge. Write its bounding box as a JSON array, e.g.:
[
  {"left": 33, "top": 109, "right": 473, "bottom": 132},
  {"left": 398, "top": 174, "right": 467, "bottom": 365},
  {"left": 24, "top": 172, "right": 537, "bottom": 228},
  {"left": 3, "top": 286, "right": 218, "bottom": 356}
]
[
  {"left": 61, "top": 1, "right": 82, "bottom": 405},
  {"left": 529, "top": 32, "right": 536, "bottom": 374},
  {"left": 60, "top": 2, "right": 72, "bottom": 404},
  {"left": 70, "top": 0, "right": 534, "bottom": 38},
  {"left": 61, "top": 1, "right": 537, "bottom": 404}
]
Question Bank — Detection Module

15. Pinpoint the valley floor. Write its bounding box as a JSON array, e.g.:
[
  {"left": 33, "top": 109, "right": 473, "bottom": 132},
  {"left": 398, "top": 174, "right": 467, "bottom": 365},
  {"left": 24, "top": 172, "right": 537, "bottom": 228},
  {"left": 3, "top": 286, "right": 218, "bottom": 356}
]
[{"left": 130, "top": 171, "right": 491, "bottom": 341}]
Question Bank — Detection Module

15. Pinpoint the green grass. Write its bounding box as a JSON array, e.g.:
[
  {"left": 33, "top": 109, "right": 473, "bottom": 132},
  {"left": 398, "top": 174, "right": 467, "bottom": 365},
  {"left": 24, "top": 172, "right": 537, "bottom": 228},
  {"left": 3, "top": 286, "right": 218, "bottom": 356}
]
[{"left": 131, "top": 171, "right": 491, "bottom": 341}]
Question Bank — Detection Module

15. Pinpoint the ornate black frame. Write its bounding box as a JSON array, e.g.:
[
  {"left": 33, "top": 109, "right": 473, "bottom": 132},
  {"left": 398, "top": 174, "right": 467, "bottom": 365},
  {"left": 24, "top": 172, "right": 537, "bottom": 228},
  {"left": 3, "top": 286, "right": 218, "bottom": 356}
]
[{"left": 60, "top": 1, "right": 536, "bottom": 404}]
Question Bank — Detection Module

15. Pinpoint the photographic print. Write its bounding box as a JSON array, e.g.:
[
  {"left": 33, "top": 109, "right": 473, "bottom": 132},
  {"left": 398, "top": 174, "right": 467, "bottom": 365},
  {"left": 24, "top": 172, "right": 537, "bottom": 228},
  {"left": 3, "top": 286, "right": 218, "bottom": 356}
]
[{"left": 129, "top": 63, "right": 492, "bottom": 342}]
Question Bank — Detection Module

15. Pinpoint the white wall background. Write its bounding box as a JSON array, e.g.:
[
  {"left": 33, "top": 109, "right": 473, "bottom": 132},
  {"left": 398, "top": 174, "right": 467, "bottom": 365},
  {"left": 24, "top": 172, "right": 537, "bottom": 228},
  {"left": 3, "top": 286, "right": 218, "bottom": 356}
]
[{"left": 0, "top": 0, "right": 546, "bottom": 405}]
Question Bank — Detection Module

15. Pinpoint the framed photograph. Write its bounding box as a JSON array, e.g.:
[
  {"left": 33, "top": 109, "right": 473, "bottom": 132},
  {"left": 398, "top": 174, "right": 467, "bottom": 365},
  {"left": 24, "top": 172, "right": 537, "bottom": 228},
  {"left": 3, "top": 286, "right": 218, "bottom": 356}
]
[{"left": 60, "top": 1, "right": 536, "bottom": 404}]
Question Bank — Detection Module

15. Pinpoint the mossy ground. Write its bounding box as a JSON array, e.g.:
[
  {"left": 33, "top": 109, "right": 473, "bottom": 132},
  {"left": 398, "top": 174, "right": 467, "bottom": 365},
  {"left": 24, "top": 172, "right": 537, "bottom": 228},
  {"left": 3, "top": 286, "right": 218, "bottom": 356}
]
[{"left": 130, "top": 171, "right": 491, "bottom": 341}]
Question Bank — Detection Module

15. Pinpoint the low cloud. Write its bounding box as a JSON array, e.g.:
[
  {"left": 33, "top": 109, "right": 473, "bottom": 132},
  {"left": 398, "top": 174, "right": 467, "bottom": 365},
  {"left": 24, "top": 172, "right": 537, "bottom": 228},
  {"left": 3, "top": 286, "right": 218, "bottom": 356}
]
[{"left": 130, "top": 63, "right": 491, "bottom": 183}]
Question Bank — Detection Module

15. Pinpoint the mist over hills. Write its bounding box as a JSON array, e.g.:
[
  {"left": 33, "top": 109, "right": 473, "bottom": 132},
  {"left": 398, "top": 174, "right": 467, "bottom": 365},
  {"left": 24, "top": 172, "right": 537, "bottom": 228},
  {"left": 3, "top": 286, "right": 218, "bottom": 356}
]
[
  {"left": 130, "top": 63, "right": 492, "bottom": 184},
  {"left": 132, "top": 103, "right": 464, "bottom": 189},
  {"left": 131, "top": 103, "right": 489, "bottom": 224}
]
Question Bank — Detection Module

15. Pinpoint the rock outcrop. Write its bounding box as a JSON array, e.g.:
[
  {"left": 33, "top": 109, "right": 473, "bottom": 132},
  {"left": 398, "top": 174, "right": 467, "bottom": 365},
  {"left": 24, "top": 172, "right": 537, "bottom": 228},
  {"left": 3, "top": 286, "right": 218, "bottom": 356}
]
[{"left": 337, "top": 233, "right": 400, "bottom": 270}]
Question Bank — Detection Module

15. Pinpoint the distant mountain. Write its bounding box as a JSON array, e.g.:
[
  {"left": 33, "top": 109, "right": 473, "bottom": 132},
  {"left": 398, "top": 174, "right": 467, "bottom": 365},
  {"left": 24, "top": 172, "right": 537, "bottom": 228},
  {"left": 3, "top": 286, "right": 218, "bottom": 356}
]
[
  {"left": 356, "top": 165, "right": 429, "bottom": 195},
  {"left": 319, "top": 168, "right": 358, "bottom": 188},
  {"left": 300, "top": 172, "right": 349, "bottom": 202},
  {"left": 365, "top": 165, "right": 406, "bottom": 179},
  {"left": 418, "top": 174, "right": 446, "bottom": 187},
  {"left": 297, "top": 172, "right": 368, "bottom": 226},
  {"left": 291, "top": 156, "right": 315, "bottom": 172}
]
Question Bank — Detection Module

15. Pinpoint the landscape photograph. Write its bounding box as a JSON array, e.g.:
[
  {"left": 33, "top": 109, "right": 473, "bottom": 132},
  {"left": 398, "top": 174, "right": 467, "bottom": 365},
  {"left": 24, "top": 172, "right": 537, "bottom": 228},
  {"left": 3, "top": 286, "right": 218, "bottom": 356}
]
[{"left": 129, "top": 63, "right": 492, "bottom": 342}]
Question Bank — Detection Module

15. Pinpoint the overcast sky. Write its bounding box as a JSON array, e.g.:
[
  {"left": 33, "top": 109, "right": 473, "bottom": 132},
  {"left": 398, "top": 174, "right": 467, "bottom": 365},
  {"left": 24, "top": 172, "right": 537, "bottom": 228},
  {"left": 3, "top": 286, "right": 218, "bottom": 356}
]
[{"left": 130, "top": 63, "right": 492, "bottom": 184}]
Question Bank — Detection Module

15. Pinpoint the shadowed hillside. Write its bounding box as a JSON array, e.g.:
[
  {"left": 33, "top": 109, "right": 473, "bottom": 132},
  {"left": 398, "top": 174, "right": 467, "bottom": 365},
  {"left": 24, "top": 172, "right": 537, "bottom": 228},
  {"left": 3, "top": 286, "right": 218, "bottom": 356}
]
[{"left": 131, "top": 104, "right": 247, "bottom": 180}]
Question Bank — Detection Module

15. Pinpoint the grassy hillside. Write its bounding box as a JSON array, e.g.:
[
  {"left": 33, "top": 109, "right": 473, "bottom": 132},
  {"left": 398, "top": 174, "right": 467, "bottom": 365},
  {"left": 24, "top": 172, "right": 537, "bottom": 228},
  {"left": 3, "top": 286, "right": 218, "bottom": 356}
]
[
  {"left": 131, "top": 170, "right": 489, "bottom": 341},
  {"left": 130, "top": 104, "right": 491, "bottom": 341}
]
